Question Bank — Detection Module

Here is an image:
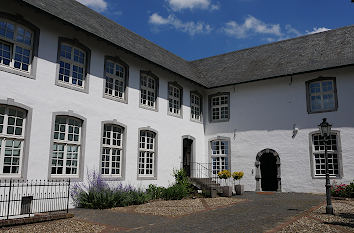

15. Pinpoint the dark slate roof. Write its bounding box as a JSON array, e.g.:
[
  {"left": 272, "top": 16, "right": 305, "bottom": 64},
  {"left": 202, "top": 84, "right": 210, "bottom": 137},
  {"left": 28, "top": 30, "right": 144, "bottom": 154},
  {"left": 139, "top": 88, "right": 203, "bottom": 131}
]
[
  {"left": 191, "top": 25, "right": 354, "bottom": 87},
  {"left": 20, "top": 0, "right": 354, "bottom": 88},
  {"left": 20, "top": 0, "right": 205, "bottom": 85}
]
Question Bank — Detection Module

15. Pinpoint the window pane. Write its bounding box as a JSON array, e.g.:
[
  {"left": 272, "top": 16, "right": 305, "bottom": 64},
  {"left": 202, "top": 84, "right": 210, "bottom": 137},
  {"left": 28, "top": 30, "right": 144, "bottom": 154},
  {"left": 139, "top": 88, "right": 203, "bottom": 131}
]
[
  {"left": 0, "top": 41, "right": 11, "bottom": 66},
  {"left": 3, "top": 139, "right": 22, "bottom": 174}
]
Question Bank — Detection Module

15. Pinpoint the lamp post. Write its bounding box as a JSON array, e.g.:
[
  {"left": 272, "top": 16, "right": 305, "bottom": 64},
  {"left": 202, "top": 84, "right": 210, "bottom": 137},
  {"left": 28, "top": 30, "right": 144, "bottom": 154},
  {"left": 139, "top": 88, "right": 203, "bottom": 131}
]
[{"left": 318, "top": 118, "right": 334, "bottom": 215}]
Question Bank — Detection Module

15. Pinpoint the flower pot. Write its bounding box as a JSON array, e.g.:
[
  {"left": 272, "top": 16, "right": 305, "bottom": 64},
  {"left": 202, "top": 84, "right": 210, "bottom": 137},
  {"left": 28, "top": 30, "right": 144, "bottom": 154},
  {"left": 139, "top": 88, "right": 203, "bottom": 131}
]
[
  {"left": 235, "top": 184, "right": 244, "bottom": 195},
  {"left": 222, "top": 186, "right": 232, "bottom": 197}
]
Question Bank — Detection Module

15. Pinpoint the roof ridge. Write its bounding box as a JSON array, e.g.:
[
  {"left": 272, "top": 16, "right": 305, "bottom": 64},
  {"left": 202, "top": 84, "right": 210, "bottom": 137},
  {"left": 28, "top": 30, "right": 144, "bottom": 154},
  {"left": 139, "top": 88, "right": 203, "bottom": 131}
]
[{"left": 190, "top": 24, "right": 354, "bottom": 63}]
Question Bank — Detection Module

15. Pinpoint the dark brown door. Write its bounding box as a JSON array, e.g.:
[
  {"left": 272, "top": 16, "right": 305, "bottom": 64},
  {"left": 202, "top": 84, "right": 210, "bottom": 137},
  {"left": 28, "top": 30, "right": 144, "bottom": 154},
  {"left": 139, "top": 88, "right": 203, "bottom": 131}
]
[{"left": 260, "top": 153, "right": 278, "bottom": 191}]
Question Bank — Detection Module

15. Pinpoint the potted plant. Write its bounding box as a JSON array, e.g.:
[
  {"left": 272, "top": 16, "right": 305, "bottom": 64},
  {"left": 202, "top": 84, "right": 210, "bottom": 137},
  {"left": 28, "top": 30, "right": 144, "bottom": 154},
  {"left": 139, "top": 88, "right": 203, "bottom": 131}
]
[
  {"left": 218, "top": 170, "right": 232, "bottom": 197},
  {"left": 232, "top": 171, "right": 244, "bottom": 195}
]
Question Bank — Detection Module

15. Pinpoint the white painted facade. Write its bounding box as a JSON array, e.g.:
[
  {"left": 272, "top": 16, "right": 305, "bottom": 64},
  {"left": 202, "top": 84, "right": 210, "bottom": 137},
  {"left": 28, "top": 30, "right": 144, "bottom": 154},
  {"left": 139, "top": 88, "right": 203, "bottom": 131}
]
[{"left": 0, "top": 2, "right": 353, "bottom": 194}]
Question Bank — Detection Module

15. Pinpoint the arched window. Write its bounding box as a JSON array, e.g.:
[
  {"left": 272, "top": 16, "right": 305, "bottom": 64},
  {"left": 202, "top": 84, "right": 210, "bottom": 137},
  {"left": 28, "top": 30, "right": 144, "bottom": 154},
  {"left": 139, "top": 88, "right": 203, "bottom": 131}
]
[
  {"left": 168, "top": 82, "right": 183, "bottom": 117},
  {"left": 0, "top": 18, "right": 34, "bottom": 72},
  {"left": 210, "top": 138, "right": 230, "bottom": 175},
  {"left": 138, "top": 129, "right": 157, "bottom": 178},
  {"left": 57, "top": 38, "right": 90, "bottom": 92},
  {"left": 0, "top": 104, "right": 27, "bottom": 176},
  {"left": 190, "top": 92, "right": 202, "bottom": 122},
  {"left": 140, "top": 71, "right": 159, "bottom": 111},
  {"left": 51, "top": 115, "right": 83, "bottom": 177},
  {"left": 104, "top": 58, "right": 129, "bottom": 102},
  {"left": 101, "top": 124, "right": 125, "bottom": 177}
]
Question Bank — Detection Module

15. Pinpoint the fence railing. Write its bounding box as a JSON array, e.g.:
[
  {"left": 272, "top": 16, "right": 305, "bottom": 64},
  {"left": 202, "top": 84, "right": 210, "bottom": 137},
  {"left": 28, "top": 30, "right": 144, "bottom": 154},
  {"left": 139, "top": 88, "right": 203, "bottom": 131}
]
[
  {"left": 186, "top": 162, "right": 222, "bottom": 188},
  {"left": 0, "top": 179, "right": 70, "bottom": 220}
]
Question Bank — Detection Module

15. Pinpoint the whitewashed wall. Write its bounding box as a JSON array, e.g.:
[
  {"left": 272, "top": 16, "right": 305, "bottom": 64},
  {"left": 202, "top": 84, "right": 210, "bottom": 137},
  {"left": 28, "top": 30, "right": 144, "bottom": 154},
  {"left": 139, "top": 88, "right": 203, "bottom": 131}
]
[
  {"left": 204, "top": 67, "right": 354, "bottom": 193},
  {"left": 0, "top": 3, "right": 206, "bottom": 189},
  {"left": 1, "top": 2, "right": 353, "bottom": 195}
]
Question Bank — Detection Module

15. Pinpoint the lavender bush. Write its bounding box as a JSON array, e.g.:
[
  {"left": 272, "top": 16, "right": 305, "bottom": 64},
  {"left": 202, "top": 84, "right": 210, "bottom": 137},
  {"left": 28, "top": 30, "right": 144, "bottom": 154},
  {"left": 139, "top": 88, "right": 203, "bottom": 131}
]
[{"left": 71, "top": 171, "right": 149, "bottom": 209}]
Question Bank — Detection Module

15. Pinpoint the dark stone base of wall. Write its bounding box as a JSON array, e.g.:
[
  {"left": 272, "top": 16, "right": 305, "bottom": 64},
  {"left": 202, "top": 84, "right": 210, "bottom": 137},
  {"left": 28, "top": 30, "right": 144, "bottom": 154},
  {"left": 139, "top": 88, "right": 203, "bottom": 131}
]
[{"left": 0, "top": 212, "right": 74, "bottom": 228}]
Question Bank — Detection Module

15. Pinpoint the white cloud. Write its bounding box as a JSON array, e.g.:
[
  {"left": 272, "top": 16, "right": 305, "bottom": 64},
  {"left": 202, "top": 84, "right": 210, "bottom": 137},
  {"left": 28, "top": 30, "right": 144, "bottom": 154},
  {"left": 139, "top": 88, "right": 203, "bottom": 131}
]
[
  {"left": 149, "top": 13, "right": 212, "bottom": 36},
  {"left": 306, "top": 27, "right": 330, "bottom": 34},
  {"left": 167, "top": 0, "right": 219, "bottom": 11},
  {"left": 223, "top": 15, "right": 282, "bottom": 38},
  {"left": 285, "top": 24, "right": 301, "bottom": 37},
  {"left": 76, "top": 0, "right": 107, "bottom": 12}
]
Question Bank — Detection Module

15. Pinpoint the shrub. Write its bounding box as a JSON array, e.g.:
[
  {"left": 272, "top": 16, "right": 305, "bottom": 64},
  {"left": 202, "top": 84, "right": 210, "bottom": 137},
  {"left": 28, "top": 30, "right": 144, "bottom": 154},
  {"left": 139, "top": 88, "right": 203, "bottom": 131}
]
[
  {"left": 331, "top": 180, "right": 354, "bottom": 198},
  {"left": 146, "top": 169, "right": 193, "bottom": 201},
  {"left": 163, "top": 183, "right": 188, "bottom": 200},
  {"left": 146, "top": 184, "right": 166, "bottom": 200},
  {"left": 71, "top": 171, "right": 149, "bottom": 209}
]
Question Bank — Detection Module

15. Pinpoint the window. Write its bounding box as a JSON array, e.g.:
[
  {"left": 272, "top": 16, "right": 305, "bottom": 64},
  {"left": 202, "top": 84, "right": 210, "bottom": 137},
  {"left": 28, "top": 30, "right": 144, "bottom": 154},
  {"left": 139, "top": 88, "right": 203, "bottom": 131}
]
[
  {"left": 0, "top": 19, "right": 34, "bottom": 72},
  {"left": 191, "top": 92, "right": 202, "bottom": 122},
  {"left": 101, "top": 124, "right": 124, "bottom": 177},
  {"left": 210, "top": 93, "right": 229, "bottom": 122},
  {"left": 104, "top": 59, "right": 128, "bottom": 102},
  {"left": 306, "top": 78, "right": 337, "bottom": 113},
  {"left": 0, "top": 105, "right": 26, "bottom": 176},
  {"left": 210, "top": 139, "right": 230, "bottom": 175},
  {"left": 138, "top": 130, "right": 156, "bottom": 177},
  {"left": 140, "top": 72, "right": 158, "bottom": 110},
  {"left": 168, "top": 83, "right": 182, "bottom": 116},
  {"left": 311, "top": 132, "right": 341, "bottom": 178},
  {"left": 51, "top": 116, "right": 82, "bottom": 177},
  {"left": 58, "top": 39, "right": 89, "bottom": 90}
]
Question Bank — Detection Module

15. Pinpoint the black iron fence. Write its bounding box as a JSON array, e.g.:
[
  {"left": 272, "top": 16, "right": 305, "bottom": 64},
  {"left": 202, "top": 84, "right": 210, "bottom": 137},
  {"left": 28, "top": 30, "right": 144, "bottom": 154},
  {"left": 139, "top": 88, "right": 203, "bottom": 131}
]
[{"left": 0, "top": 179, "right": 70, "bottom": 219}]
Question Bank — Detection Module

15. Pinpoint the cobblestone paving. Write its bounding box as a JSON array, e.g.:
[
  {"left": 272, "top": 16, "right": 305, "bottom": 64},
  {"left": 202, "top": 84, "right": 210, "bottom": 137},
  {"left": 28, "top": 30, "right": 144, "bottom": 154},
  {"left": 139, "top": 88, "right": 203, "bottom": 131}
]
[
  {"left": 276, "top": 199, "right": 354, "bottom": 233},
  {"left": 1, "top": 192, "right": 341, "bottom": 233}
]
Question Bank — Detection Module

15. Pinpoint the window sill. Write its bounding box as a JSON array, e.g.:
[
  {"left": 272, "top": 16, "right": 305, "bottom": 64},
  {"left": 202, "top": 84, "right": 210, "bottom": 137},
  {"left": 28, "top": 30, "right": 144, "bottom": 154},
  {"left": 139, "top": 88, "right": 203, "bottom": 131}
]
[
  {"left": 56, "top": 81, "right": 88, "bottom": 94},
  {"left": 137, "top": 176, "right": 157, "bottom": 180},
  {"left": 139, "top": 104, "right": 158, "bottom": 112},
  {"left": 0, "top": 65, "right": 35, "bottom": 79},
  {"left": 168, "top": 112, "right": 183, "bottom": 119},
  {"left": 49, "top": 175, "right": 82, "bottom": 182},
  {"left": 308, "top": 108, "right": 338, "bottom": 114},
  {"left": 312, "top": 175, "right": 342, "bottom": 179},
  {"left": 210, "top": 119, "right": 230, "bottom": 123},
  {"left": 101, "top": 175, "right": 124, "bottom": 181},
  {"left": 103, "top": 94, "right": 127, "bottom": 104}
]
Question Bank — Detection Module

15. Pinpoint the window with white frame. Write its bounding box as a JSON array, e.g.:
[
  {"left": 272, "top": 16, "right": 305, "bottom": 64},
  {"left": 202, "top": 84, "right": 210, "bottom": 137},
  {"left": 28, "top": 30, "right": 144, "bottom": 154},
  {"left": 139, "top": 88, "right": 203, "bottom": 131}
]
[
  {"left": 51, "top": 116, "right": 82, "bottom": 177},
  {"left": 168, "top": 83, "right": 182, "bottom": 116},
  {"left": 138, "top": 130, "right": 156, "bottom": 177},
  {"left": 101, "top": 124, "right": 124, "bottom": 176},
  {"left": 311, "top": 133, "right": 340, "bottom": 177},
  {"left": 104, "top": 60, "right": 126, "bottom": 100},
  {"left": 58, "top": 42, "right": 86, "bottom": 88},
  {"left": 210, "top": 139, "right": 229, "bottom": 175},
  {"left": 0, "top": 105, "right": 26, "bottom": 176},
  {"left": 0, "top": 19, "right": 33, "bottom": 72},
  {"left": 210, "top": 94, "right": 229, "bottom": 121},
  {"left": 140, "top": 73, "right": 157, "bottom": 109},
  {"left": 191, "top": 93, "right": 201, "bottom": 121},
  {"left": 307, "top": 78, "right": 337, "bottom": 113}
]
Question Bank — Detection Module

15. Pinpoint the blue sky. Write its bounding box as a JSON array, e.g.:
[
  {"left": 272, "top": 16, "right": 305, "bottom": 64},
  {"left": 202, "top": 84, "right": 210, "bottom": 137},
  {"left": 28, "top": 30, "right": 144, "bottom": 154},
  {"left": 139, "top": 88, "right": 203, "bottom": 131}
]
[{"left": 77, "top": 0, "right": 354, "bottom": 60}]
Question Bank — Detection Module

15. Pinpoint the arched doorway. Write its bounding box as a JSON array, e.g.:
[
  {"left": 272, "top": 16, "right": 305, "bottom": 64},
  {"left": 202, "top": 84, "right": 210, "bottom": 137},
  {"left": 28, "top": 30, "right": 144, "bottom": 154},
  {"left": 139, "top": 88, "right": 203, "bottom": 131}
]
[{"left": 255, "top": 149, "right": 281, "bottom": 192}]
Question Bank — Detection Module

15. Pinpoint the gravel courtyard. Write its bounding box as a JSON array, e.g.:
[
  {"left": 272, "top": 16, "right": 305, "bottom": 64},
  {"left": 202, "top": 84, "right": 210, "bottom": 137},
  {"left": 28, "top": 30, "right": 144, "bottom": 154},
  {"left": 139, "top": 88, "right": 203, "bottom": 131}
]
[{"left": 1, "top": 192, "right": 352, "bottom": 233}]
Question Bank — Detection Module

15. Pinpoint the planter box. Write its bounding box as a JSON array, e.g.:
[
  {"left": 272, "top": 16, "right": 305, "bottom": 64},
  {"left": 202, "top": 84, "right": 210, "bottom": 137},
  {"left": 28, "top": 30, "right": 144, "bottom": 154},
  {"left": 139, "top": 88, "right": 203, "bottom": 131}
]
[
  {"left": 222, "top": 186, "right": 232, "bottom": 197},
  {"left": 235, "top": 185, "right": 244, "bottom": 195}
]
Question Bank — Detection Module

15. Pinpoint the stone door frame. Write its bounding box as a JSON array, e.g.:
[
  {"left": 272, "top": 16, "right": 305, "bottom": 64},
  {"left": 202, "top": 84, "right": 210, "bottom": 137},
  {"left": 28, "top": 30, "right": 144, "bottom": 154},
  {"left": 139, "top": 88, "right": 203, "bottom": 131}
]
[{"left": 255, "top": 148, "right": 281, "bottom": 192}]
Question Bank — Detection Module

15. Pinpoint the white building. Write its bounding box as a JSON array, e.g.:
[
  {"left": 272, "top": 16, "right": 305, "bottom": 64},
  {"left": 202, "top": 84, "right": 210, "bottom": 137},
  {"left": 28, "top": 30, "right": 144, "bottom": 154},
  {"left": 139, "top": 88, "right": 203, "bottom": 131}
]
[{"left": 0, "top": 0, "right": 353, "bottom": 193}]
